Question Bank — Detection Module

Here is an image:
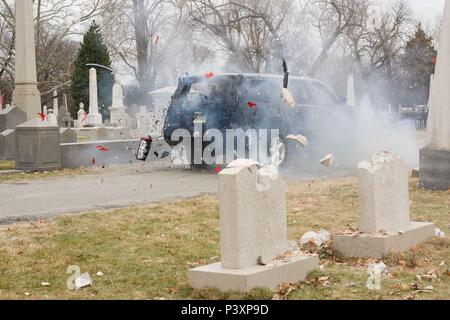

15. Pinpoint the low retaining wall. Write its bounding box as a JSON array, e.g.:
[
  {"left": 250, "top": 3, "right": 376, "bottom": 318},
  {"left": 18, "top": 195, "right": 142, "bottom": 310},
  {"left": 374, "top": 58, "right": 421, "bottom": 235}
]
[{"left": 61, "top": 139, "right": 140, "bottom": 168}]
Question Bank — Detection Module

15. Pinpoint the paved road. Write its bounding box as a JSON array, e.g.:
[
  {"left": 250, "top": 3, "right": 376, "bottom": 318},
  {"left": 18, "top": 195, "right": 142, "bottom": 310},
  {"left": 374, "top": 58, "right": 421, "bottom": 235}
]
[{"left": 0, "top": 161, "right": 218, "bottom": 223}]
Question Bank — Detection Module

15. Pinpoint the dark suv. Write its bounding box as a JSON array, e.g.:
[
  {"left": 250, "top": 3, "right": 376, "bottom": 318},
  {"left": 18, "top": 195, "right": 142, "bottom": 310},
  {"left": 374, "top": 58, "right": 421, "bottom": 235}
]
[{"left": 162, "top": 73, "right": 356, "bottom": 166}]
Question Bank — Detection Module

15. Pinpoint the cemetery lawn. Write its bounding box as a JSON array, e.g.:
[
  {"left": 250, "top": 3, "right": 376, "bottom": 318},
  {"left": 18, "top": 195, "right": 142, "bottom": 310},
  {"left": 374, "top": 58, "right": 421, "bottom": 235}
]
[
  {"left": 0, "top": 160, "right": 91, "bottom": 182},
  {"left": 0, "top": 177, "right": 448, "bottom": 300}
]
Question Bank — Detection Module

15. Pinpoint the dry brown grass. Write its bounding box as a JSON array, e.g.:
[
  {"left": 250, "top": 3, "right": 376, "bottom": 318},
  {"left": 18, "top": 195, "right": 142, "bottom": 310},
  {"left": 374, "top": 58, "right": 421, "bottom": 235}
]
[{"left": 0, "top": 177, "right": 448, "bottom": 300}]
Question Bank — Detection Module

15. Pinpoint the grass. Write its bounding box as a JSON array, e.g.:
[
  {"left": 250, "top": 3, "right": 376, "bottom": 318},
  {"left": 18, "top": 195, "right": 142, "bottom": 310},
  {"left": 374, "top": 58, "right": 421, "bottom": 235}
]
[
  {"left": 0, "top": 177, "right": 448, "bottom": 300},
  {"left": 0, "top": 160, "right": 91, "bottom": 183}
]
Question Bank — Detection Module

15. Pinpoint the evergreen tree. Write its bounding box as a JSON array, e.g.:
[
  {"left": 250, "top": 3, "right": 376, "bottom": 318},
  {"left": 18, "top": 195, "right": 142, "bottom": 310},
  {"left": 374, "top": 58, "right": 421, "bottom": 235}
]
[
  {"left": 401, "top": 23, "right": 437, "bottom": 106},
  {"left": 70, "top": 21, "right": 114, "bottom": 119}
]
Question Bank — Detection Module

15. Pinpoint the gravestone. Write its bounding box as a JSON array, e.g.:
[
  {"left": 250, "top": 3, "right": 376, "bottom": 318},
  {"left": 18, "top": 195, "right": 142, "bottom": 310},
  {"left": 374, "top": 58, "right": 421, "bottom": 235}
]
[
  {"left": 11, "top": 0, "right": 41, "bottom": 120},
  {"left": 0, "top": 105, "right": 26, "bottom": 133},
  {"left": 15, "top": 118, "right": 61, "bottom": 171},
  {"left": 60, "top": 128, "right": 77, "bottom": 144},
  {"left": 58, "top": 94, "right": 72, "bottom": 128},
  {"left": 86, "top": 68, "right": 102, "bottom": 126},
  {"left": 347, "top": 73, "right": 356, "bottom": 107},
  {"left": 76, "top": 102, "right": 86, "bottom": 128},
  {"left": 188, "top": 160, "right": 319, "bottom": 291},
  {"left": 334, "top": 152, "right": 435, "bottom": 259},
  {"left": 420, "top": 1, "right": 450, "bottom": 190},
  {"left": 0, "top": 129, "right": 16, "bottom": 160},
  {"left": 109, "top": 83, "right": 129, "bottom": 126}
]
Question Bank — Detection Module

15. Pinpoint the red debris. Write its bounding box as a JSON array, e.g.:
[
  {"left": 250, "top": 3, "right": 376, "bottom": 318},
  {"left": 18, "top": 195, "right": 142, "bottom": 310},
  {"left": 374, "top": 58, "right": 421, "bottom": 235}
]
[
  {"left": 247, "top": 101, "right": 257, "bottom": 109},
  {"left": 213, "top": 166, "right": 222, "bottom": 173},
  {"left": 0, "top": 94, "right": 4, "bottom": 108},
  {"left": 38, "top": 112, "right": 46, "bottom": 121},
  {"left": 92, "top": 158, "right": 96, "bottom": 165},
  {"left": 82, "top": 112, "right": 88, "bottom": 122},
  {"left": 205, "top": 72, "right": 215, "bottom": 79},
  {"left": 96, "top": 145, "right": 110, "bottom": 152},
  {"left": 155, "top": 35, "right": 160, "bottom": 45},
  {"left": 432, "top": 56, "right": 437, "bottom": 65}
]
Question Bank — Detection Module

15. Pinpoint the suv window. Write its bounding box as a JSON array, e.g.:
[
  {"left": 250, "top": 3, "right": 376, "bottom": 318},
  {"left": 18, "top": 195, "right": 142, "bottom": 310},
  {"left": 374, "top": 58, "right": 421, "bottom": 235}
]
[
  {"left": 240, "top": 79, "right": 281, "bottom": 103},
  {"left": 309, "top": 82, "right": 337, "bottom": 106},
  {"left": 290, "top": 80, "right": 314, "bottom": 105}
]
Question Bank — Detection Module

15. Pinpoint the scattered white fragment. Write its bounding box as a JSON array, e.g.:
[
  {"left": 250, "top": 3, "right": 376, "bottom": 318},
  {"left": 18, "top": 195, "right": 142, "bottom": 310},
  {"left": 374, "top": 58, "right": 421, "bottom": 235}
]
[
  {"left": 299, "top": 230, "right": 331, "bottom": 247},
  {"left": 423, "top": 285, "right": 434, "bottom": 291},
  {"left": 96, "top": 271, "right": 104, "bottom": 277},
  {"left": 281, "top": 88, "right": 295, "bottom": 108},
  {"left": 435, "top": 228, "right": 446, "bottom": 238},
  {"left": 320, "top": 154, "right": 334, "bottom": 167},
  {"left": 439, "top": 261, "right": 446, "bottom": 267},
  {"left": 286, "top": 134, "right": 308, "bottom": 147},
  {"left": 41, "top": 282, "right": 50, "bottom": 287},
  {"left": 24, "top": 292, "right": 31, "bottom": 296},
  {"left": 367, "top": 262, "right": 388, "bottom": 275},
  {"left": 75, "top": 273, "right": 92, "bottom": 290}
]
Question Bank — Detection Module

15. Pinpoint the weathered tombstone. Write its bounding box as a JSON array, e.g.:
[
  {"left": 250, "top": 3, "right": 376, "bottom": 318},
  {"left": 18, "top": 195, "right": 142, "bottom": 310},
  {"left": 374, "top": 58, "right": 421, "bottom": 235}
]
[
  {"left": 47, "top": 109, "right": 58, "bottom": 126},
  {"left": 53, "top": 90, "right": 59, "bottom": 118},
  {"left": 86, "top": 68, "right": 102, "bottom": 126},
  {"left": 15, "top": 118, "right": 61, "bottom": 171},
  {"left": 347, "top": 73, "right": 356, "bottom": 107},
  {"left": 58, "top": 94, "right": 72, "bottom": 128},
  {"left": 11, "top": 0, "right": 42, "bottom": 120},
  {"left": 76, "top": 102, "right": 86, "bottom": 128},
  {"left": 0, "top": 105, "right": 26, "bottom": 133},
  {"left": 334, "top": 152, "right": 435, "bottom": 259},
  {"left": 0, "top": 129, "right": 16, "bottom": 160},
  {"left": 109, "top": 83, "right": 129, "bottom": 126},
  {"left": 188, "top": 160, "right": 319, "bottom": 291},
  {"left": 60, "top": 128, "right": 77, "bottom": 144},
  {"left": 420, "top": 1, "right": 450, "bottom": 190}
]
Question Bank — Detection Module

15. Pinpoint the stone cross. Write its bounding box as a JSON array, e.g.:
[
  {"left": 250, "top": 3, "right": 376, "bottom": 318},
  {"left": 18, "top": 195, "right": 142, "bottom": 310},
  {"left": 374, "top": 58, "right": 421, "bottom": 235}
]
[
  {"left": 219, "top": 161, "right": 289, "bottom": 268},
  {"left": 86, "top": 68, "right": 102, "bottom": 126},
  {"left": 11, "top": 0, "right": 42, "bottom": 120},
  {"left": 357, "top": 151, "right": 410, "bottom": 233}
]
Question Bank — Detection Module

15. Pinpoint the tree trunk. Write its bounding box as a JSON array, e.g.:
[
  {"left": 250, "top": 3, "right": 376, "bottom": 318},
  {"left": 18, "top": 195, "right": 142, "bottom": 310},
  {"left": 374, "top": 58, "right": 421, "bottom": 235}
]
[{"left": 133, "top": 0, "right": 150, "bottom": 105}]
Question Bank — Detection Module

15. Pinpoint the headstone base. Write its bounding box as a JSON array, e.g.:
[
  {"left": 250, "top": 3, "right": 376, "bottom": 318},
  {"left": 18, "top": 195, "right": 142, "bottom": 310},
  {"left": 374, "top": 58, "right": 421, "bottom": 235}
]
[
  {"left": 0, "top": 129, "right": 16, "bottom": 160},
  {"left": 86, "top": 113, "right": 103, "bottom": 127},
  {"left": 333, "top": 222, "right": 435, "bottom": 259},
  {"left": 188, "top": 254, "right": 319, "bottom": 292},
  {"left": 419, "top": 148, "right": 450, "bottom": 190}
]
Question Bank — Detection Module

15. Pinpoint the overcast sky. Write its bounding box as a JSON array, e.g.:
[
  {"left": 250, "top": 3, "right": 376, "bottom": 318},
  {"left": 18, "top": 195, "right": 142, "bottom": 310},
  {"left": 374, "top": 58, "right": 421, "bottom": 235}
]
[{"left": 378, "top": 0, "right": 445, "bottom": 22}]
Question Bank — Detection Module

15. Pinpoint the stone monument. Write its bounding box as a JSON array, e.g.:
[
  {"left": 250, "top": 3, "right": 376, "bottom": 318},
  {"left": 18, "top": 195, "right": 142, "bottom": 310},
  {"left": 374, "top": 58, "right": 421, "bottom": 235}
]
[
  {"left": 15, "top": 118, "right": 61, "bottom": 171},
  {"left": 420, "top": 0, "right": 450, "bottom": 190},
  {"left": 109, "top": 83, "right": 129, "bottom": 126},
  {"left": 11, "top": 0, "right": 42, "bottom": 120},
  {"left": 86, "top": 68, "right": 103, "bottom": 126},
  {"left": 334, "top": 152, "right": 435, "bottom": 259},
  {"left": 347, "top": 73, "right": 356, "bottom": 107},
  {"left": 58, "top": 94, "right": 72, "bottom": 128},
  {"left": 188, "top": 160, "right": 319, "bottom": 291}
]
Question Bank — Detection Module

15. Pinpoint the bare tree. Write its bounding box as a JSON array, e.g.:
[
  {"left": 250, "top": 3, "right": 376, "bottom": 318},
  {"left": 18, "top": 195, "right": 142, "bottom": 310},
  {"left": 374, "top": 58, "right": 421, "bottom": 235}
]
[{"left": 302, "top": 0, "right": 368, "bottom": 77}]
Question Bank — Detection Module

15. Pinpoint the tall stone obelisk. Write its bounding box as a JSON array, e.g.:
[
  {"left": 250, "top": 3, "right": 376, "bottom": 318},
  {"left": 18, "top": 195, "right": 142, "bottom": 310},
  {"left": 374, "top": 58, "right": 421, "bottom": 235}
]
[
  {"left": 420, "top": 0, "right": 450, "bottom": 190},
  {"left": 12, "top": 0, "right": 42, "bottom": 121},
  {"left": 86, "top": 68, "right": 103, "bottom": 126}
]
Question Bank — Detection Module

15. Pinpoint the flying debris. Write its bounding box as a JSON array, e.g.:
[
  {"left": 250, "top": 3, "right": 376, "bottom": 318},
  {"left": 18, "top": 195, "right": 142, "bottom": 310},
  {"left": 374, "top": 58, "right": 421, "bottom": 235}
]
[
  {"left": 286, "top": 134, "right": 308, "bottom": 147},
  {"left": 213, "top": 166, "right": 222, "bottom": 173},
  {"left": 205, "top": 72, "right": 215, "bottom": 79},
  {"left": 320, "top": 154, "right": 334, "bottom": 167},
  {"left": 38, "top": 112, "right": 46, "bottom": 121},
  {"left": 247, "top": 101, "right": 257, "bottom": 109},
  {"left": 96, "top": 145, "right": 110, "bottom": 152},
  {"left": 281, "top": 88, "right": 295, "bottom": 108},
  {"left": 92, "top": 158, "right": 96, "bottom": 166}
]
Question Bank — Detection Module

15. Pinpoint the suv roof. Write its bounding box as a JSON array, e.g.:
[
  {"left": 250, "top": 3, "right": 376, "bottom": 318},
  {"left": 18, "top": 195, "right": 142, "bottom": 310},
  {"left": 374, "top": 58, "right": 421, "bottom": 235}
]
[{"left": 180, "top": 73, "right": 317, "bottom": 84}]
